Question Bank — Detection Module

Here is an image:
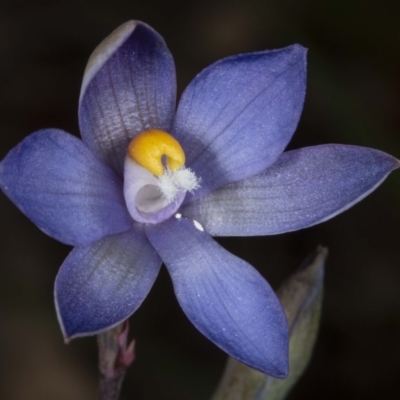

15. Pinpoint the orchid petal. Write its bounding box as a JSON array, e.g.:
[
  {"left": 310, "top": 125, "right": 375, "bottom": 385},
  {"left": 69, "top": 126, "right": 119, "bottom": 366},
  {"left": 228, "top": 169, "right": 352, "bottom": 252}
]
[
  {"left": 145, "top": 217, "right": 288, "bottom": 377},
  {"left": 79, "top": 21, "right": 176, "bottom": 174},
  {"left": 55, "top": 227, "right": 161, "bottom": 339},
  {"left": 173, "top": 45, "right": 306, "bottom": 201},
  {"left": 182, "top": 145, "right": 399, "bottom": 236},
  {"left": 0, "top": 129, "right": 132, "bottom": 246}
]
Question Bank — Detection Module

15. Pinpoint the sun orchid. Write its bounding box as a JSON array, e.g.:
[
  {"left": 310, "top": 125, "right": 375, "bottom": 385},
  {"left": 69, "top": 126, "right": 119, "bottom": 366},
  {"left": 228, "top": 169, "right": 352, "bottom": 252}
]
[{"left": 0, "top": 21, "right": 398, "bottom": 378}]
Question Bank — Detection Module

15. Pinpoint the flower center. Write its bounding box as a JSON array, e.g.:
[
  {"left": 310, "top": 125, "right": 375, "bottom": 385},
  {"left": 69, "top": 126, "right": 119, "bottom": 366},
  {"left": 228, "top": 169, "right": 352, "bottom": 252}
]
[
  {"left": 128, "top": 129, "right": 185, "bottom": 176},
  {"left": 123, "top": 129, "right": 200, "bottom": 224}
]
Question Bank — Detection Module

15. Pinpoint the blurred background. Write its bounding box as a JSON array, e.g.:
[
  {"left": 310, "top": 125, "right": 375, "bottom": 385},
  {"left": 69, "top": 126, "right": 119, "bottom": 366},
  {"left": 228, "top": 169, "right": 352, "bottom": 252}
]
[{"left": 0, "top": 0, "right": 399, "bottom": 399}]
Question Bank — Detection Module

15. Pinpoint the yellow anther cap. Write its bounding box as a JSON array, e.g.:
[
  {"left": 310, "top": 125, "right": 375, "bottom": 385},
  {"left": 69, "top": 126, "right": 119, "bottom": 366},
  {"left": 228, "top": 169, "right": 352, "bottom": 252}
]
[{"left": 128, "top": 129, "right": 185, "bottom": 176}]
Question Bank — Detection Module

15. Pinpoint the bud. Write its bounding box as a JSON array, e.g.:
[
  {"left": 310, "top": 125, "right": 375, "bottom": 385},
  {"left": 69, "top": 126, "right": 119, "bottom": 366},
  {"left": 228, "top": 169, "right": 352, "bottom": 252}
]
[{"left": 212, "top": 247, "right": 327, "bottom": 400}]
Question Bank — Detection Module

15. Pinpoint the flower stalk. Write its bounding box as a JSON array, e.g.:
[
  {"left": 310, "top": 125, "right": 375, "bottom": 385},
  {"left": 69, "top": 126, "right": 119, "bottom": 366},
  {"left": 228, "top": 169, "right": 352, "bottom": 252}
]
[{"left": 97, "top": 320, "right": 135, "bottom": 400}]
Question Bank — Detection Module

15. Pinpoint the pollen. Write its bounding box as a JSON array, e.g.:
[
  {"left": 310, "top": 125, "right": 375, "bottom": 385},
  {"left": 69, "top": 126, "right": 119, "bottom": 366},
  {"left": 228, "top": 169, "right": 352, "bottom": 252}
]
[
  {"left": 156, "top": 167, "right": 200, "bottom": 202},
  {"left": 128, "top": 129, "right": 185, "bottom": 176}
]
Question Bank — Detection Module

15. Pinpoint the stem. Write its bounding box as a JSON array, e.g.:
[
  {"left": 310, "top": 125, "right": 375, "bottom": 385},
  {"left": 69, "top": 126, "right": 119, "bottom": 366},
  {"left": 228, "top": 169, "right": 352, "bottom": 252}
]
[{"left": 97, "top": 320, "right": 135, "bottom": 400}]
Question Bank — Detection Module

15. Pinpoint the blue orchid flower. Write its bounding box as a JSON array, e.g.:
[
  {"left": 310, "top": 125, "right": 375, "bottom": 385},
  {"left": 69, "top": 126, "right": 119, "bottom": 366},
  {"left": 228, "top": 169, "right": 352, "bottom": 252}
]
[{"left": 0, "top": 21, "right": 398, "bottom": 378}]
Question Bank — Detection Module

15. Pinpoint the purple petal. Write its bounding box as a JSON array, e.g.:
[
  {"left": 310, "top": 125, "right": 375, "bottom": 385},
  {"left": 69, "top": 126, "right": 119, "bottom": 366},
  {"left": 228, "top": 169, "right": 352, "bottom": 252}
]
[
  {"left": 173, "top": 45, "right": 306, "bottom": 201},
  {"left": 0, "top": 129, "right": 132, "bottom": 246},
  {"left": 145, "top": 216, "right": 288, "bottom": 377},
  {"left": 181, "top": 145, "right": 399, "bottom": 236},
  {"left": 79, "top": 21, "right": 177, "bottom": 174},
  {"left": 55, "top": 227, "right": 161, "bottom": 339}
]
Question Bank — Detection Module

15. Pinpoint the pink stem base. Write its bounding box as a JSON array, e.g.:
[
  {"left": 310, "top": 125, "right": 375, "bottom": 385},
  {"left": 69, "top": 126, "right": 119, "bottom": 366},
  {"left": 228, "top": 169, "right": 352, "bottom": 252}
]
[{"left": 97, "top": 320, "right": 135, "bottom": 400}]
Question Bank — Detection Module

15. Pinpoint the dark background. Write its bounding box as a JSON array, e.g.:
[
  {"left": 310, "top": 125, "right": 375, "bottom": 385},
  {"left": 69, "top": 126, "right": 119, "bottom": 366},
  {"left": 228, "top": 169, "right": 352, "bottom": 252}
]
[{"left": 0, "top": 0, "right": 399, "bottom": 399}]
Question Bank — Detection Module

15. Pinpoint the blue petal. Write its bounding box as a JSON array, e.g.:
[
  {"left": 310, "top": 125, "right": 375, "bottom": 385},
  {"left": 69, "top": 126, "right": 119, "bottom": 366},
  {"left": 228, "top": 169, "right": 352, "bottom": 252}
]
[
  {"left": 55, "top": 227, "right": 161, "bottom": 339},
  {"left": 172, "top": 45, "right": 306, "bottom": 201},
  {"left": 0, "top": 129, "right": 132, "bottom": 246},
  {"left": 79, "top": 21, "right": 177, "bottom": 174},
  {"left": 145, "top": 217, "right": 288, "bottom": 377},
  {"left": 181, "top": 145, "right": 399, "bottom": 236}
]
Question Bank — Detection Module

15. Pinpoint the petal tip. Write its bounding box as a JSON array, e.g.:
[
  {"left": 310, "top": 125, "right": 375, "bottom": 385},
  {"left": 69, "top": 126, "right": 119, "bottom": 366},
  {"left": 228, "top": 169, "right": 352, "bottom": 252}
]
[
  {"left": 80, "top": 20, "right": 142, "bottom": 100},
  {"left": 285, "top": 44, "right": 307, "bottom": 76},
  {"left": 270, "top": 337, "right": 290, "bottom": 379},
  {"left": 291, "top": 43, "right": 308, "bottom": 54},
  {"left": 292, "top": 44, "right": 308, "bottom": 71},
  {"left": 232, "top": 325, "right": 289, "bottom": 378},
  {"left": 253, "top": 351, "right": 289, "bottom": 378},
  {"left": 282, "top": 43, "right": 307, "bottom": 63},
  {"left": 275, "top": 363, "right": 289, "bottom": 379},
  {"left": 54, "top": 294, "right": 70, "bottom": 341}
]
